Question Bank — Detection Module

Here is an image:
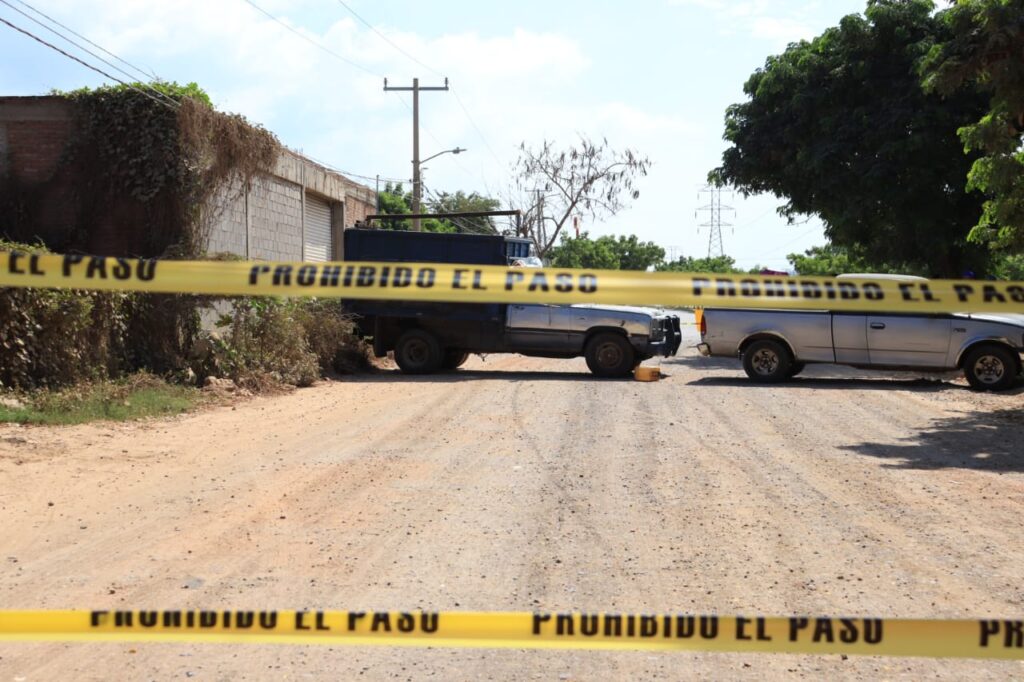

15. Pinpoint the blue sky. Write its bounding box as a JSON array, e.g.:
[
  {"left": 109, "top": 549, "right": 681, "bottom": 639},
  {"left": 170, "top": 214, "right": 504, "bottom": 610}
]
[{"left": 0, "top": 0, "right": 870, "bottom": 267}]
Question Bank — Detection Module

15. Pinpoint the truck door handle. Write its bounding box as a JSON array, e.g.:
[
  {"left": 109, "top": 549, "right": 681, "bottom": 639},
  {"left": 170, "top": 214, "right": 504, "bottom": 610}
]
[{"left": 870, "top": 322, "right": 886, "bottom": 330}]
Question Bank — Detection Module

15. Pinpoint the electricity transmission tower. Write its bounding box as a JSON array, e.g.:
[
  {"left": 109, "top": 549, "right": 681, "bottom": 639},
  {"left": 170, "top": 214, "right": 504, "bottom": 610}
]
[{"left": 696, "top": 186, "right": 734, "bottom": 258}]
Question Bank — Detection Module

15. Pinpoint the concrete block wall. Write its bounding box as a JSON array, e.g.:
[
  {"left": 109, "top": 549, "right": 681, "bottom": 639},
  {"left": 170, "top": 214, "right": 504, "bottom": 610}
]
[
  {"left": 205, "top": 178, "right": 248, "bottom": 256},
  {"left": 249, "top": 176, "right": 304, "bottom": 261},
  {"left": 204, "top": 150, "right": 378, "bottom": 261}
]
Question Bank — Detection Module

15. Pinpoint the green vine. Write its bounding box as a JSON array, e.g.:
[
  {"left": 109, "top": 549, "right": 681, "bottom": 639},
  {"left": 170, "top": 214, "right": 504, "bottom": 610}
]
[{"left": 56, "top": 81, "right": 280, "bottom": 257}]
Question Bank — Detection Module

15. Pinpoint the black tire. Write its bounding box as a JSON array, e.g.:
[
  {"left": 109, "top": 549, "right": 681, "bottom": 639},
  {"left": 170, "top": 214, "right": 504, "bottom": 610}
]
[
  {"left": 584, "top": 332, "right": 636, "bottom": 378},
  {"left": 441, "top": 350, "right": 470, "bottom": 370},
  {"left": 787, "top": 362, "right": 806, "bottom": 378},
  {"left": 962, "top": 344, "right": 1019, "bottom": 392},
  {"left": 394, "top": 329, "right": 442, "bottom": 374},
  {"left": 742, "top": 339, "right": 792, "bottom": 383}
]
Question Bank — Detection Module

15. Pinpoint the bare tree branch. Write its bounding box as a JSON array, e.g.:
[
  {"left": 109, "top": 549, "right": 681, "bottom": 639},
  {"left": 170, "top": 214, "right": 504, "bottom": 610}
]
[{"left": 510, "top": 135, "right": 651, "bottom": 256}]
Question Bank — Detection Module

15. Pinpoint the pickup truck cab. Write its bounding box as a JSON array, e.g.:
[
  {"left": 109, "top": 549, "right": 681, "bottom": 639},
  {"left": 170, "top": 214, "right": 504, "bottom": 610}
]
[{"left": 697, "top": 276, "right": 1024, "bottom": 391}]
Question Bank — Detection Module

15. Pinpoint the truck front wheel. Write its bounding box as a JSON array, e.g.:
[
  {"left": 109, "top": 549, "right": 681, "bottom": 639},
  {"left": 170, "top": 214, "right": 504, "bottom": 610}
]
[
  {"left": 585, "top": 332, "right": 635, "bottom": 378},
  {"left": 394, "top": 329, "right": 442, "bottom": 374},
  {"left": 442, "top": 350, "right": 470, "bottom": 370},
  {"left": 962, "top": 344, "right": 1019, "bottom": 391},
  {"left": 742, "top": 339, "right": 792, "bottom": 383}
]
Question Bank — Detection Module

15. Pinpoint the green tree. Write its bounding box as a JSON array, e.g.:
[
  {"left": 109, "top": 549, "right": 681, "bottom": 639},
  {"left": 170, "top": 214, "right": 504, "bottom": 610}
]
[
  {"left": 991, "top": 252, "right": 1024, "bottom": 279},
  {"left": 606, "top": 234, "right": 665, "bottom": 270},
  {"left": 547, "top": 232, "right": 620, "bottom": 269},
  {"left": 921, "top": 0, "right": 1024, "bottom": 251},
  {"left": 786, "top": 243, "right": 925, "bottom": 276},
  {"left": 426, "top": 190, "right": 501, "bottom": 234},
  {"left": 656, "top": 255, "right": 744, "bottom": 274},
  {"left": 377, "top": 182, "right": 412, "bottom": 230},
  {"left": 710, "top": 0, "right": 990, "bottom": 277},
  {"left": 547, "top": 233, "right": 666, "bottom": 270},
  {"left": 376, "top": 183, "right": 455, "bottom": 233}
]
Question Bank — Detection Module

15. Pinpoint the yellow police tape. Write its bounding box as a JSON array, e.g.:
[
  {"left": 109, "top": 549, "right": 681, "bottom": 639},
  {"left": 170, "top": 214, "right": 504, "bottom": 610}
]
[
  {"left": 3, "top": 250, "right": 1024, "bottom": 313},
  {"left": 0, "top": 610, "right": 1022, "bottom": 658}
]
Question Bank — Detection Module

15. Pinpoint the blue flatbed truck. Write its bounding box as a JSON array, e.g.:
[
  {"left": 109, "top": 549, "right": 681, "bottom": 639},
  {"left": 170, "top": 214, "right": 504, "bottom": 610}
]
[{"left": 342, "top": 228, "right": 681, "bottom": 376}]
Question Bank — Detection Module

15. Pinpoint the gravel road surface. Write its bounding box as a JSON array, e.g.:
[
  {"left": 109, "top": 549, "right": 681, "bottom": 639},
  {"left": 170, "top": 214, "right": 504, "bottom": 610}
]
[{"left": 2, "top": 330, "right": 1023, "bottom": 679}]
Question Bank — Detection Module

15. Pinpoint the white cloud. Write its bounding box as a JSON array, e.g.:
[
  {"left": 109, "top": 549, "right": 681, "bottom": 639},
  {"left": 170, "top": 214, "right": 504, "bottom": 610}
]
[
  {"left": 750, "top": 16, "right": 816, "bottom": 44},
  {"left": 2, "top": 1, "right": 727, "bottom": 255},
  {"left": 666, "top": 0, "right": 820, "bottom": 48}
]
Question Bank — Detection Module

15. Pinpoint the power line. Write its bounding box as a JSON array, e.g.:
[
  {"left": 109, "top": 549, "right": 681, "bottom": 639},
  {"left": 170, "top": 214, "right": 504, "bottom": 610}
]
[
  {"left": 240, "top": 0, "right": 380, "bottom": 77},
  {"left": 758, "top": 223, "right": 823, "bottom": 258},
  {"left": 326, "top": 1, "right": 504, "bottom": 170},
  {"left": 422, "top": 183, "right": 500, "bottom": 234},
  {"left": 0, "top": 0, "right": 178, "bottom": 107},
  {"left": 0, "top": 15, "right": 178, "bottom": 111},
  {"left": 297, "top": 149, "right": 405, "bottom": 185},
  {"left": 450, "top": 85, "right": 504, "bottom": 166},
  {"left": 331, "top": 0, "right": 443, "bottom": 78},
  {"left": 8, "top": 0, "right": 159, "bottom": 82}
]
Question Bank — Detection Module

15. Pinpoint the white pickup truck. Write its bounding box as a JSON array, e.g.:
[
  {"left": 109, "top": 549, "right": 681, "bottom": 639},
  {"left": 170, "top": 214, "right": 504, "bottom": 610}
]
[{"left": 697, "top": 276, "right": 1024, "bottom": 391}]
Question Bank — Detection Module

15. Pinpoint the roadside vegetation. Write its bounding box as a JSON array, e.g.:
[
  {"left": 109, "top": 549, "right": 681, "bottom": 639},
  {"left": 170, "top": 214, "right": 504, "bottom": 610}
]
[
  {"left": 0, "top": 81, "right": 373, "bottom": 424},
  {"left": 0, "top": 241, "right": 371, "bottom": 423},
  {"left": 0, "top": 374, "right": 198, "bottom": 425}
]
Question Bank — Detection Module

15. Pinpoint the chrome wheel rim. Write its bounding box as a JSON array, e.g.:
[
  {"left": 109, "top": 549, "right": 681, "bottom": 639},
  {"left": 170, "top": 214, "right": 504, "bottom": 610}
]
[
  {"left": 973, "top": 355, "right": 1005, "bottom": 384},
  {"left": 751, "top": 349, "right": 780, "bottom": 376}
]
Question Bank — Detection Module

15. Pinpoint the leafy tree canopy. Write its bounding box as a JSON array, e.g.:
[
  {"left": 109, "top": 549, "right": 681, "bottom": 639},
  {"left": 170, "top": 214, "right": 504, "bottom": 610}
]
[
  {"left": 786, "top": 243, "right": 925, "bottom": 276},
  {"left": 656, "top": 255, "right": 749, "bottom": 274},
  {"left": 921, "top": 0, "right": 1024, "bottom": 251},
  {"left": 711, "top": 0, "right": 991, "bottom": 277},
  {"left": 427, "top": 190, "right": 501, "bottom": 234},
  {"left": 547, "top": 232, "right": 665, "bottom": 270},
  {"left": 377, "top": 183, "right": 501, "bottom": 233}
]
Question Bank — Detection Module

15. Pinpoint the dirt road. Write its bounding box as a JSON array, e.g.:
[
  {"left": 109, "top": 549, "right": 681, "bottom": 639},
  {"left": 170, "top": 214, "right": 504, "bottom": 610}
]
[{"left": 2, "top": 333, "right": 1023, "bottom": 679}]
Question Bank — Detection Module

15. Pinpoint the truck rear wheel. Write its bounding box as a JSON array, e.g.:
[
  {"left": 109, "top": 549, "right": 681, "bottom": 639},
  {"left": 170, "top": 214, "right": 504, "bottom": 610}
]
[
  {"left": 394, "top": 329, "right": 442, "bottom": 374},
  {"left": 585, "top": 332, "right": 635, "bottom": 378},
  {"left": 742, "top": 339, "right": 792, "bottom": 383}
]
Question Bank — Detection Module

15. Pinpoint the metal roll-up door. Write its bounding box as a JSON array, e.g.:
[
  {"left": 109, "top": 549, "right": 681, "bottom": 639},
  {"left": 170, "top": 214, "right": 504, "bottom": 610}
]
[{"left": 304, "top": 195, "right": 332, "bottom": 262}]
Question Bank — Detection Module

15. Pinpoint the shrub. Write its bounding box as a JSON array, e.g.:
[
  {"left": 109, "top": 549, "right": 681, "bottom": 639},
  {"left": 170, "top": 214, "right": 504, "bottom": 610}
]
[
  {"left": 2, "top": 244, "right": 370, "bottom": 392},
  {"left": 192, "top": 297, "right": 370, "bottom": 390}
]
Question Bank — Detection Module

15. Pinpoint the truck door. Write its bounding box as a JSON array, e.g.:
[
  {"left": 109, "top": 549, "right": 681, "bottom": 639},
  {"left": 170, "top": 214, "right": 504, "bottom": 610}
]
[
  {"left": 831, "top": 314, "right": 869, "bottom": 364},
  {"left": 866, "top": 314, "right": 952, "bottom": 367},
  {"left": 505, "top": 305, "right": 570, "bottom": 351}
]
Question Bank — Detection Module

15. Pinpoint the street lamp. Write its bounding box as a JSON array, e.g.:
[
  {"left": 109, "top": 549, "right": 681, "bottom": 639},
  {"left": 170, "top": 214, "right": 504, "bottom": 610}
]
[{"left": 412, "top": 147, "right": 465, "bottom": 231}]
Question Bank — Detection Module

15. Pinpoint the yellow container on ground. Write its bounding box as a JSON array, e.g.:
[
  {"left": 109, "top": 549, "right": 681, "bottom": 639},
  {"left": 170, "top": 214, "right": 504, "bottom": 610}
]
[{"left": 634, "top": 366, "right": 660, "bottom": 382}]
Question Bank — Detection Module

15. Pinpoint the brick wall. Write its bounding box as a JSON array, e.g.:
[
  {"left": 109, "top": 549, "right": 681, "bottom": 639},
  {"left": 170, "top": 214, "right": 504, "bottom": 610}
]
[
  {"left": 0, "top": 96, "right": 376, "bottom": 259},
  {"left": 345, "top": 193, "right": 375, "bottom": 227},
  {"left": 0, "top": 98, "right": 74, "bottom": 184}
]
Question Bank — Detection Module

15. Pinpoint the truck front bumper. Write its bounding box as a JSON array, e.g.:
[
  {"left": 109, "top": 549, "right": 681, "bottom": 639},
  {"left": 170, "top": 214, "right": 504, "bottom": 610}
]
[{"left": 645, "top": 316, "right": 683, "bottom": 357}]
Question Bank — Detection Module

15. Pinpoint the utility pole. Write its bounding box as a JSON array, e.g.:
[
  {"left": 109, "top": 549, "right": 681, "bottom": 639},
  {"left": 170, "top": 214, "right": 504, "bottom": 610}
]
[
  {"left": 533, "top": 189, "right": 546, "bottom": 249},
  {"left": 384, "top": 77, "right": 449, "bottom": 231},
  {"left": 696, "top": 185, "right": 734, "bottom": 258}
]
